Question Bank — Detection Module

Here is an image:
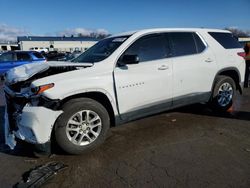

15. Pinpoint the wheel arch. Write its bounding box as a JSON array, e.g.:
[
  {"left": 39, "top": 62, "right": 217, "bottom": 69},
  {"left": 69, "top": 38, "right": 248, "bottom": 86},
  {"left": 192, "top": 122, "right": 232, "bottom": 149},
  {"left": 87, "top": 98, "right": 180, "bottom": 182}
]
[
  {"left": 58, "top": 91, "right": 116, "bottom": 127},
  {"left": 213, "top": 67, "right": 242, "bottom": 94}
]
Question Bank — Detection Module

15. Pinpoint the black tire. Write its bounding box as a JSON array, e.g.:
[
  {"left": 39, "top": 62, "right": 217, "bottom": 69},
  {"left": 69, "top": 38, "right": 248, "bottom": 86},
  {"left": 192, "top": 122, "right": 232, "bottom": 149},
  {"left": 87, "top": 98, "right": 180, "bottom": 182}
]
[
  {"left": 0, "top": 107, "right": 5, "bottom": 144},
  {"left": 210, "top": 75, "right": 236, "bottom": 112},
  {"left": 54, "top": 98, "right": 110, "bottom": 154}
]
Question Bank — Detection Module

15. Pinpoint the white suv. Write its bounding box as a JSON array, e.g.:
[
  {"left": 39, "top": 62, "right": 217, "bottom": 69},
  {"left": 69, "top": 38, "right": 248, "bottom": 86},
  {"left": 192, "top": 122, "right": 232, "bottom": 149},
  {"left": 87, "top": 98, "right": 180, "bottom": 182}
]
[{"left": 4, "top": 28, "right": 245, "bottom": 154}]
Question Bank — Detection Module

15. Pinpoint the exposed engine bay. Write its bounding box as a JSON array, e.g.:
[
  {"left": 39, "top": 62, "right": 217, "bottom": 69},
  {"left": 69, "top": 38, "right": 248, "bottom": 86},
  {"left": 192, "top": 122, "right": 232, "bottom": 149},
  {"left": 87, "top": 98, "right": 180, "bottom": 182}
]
[
  {"left": 5, "top": 61, "right": 93, "bottom": 91},
  {"left": 7, "top": 66, "right": 78, "bottom": 92}
]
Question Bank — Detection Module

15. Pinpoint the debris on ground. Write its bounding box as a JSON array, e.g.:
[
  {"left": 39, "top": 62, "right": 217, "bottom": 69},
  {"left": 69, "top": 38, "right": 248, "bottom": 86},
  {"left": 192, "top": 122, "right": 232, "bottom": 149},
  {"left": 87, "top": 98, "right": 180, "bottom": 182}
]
[
  {"left": 24, "top": 159, "right": 38, "bottom": 164},
  {"left": 244, "top": 148, "right": 250, "bottom": 152},
  {"left": 171, "top": 119, "right": 177, "bottom": 122},
  {"left": 14, "top": 162, "right": 67, "bottom": 188}
]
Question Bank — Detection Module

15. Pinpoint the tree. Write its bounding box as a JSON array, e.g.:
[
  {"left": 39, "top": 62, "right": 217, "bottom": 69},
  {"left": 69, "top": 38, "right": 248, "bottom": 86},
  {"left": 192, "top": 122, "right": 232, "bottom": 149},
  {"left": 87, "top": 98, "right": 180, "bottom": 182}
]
[
  {"left": 225, "top": 27, "right": 250, "bottom": 37},
  {"left": 77, "top": 33, "right": 83, "bottom": 37},
  {"left": 76, "top": 32, "right": 110, "bottom": 39}
]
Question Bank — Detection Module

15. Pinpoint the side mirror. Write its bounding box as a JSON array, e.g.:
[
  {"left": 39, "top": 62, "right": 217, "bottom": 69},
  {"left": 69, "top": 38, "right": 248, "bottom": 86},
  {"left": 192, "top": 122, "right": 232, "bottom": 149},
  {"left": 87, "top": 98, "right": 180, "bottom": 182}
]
[{"left": 121, "top": 55, "right": 139, "bottom": 65}]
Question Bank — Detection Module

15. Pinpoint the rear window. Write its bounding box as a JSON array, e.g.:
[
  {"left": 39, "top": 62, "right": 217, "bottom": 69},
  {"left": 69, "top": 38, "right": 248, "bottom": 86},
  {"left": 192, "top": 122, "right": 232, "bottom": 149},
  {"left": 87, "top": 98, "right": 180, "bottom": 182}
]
[
  {"left": 17, "top": 53, "right": 31, "bottom": 61},
  {"left": 33, "top": 52, "right": 44, "bottom": 59},
  {"left": 208, "top": 32, "right": 241, "bottom": 49}
]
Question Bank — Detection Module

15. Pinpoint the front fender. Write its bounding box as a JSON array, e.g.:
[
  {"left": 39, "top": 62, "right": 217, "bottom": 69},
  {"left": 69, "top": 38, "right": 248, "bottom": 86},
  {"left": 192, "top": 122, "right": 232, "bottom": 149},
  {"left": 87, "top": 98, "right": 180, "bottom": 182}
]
[{"left": 43, "top": 88, "right": 119, "bottom": 117}]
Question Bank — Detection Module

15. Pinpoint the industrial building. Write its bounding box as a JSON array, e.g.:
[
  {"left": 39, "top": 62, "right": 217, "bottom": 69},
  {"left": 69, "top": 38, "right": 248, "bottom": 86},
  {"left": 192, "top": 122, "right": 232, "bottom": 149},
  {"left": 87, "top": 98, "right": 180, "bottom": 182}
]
[
  {"left": 1, "top": 36, "right": 250, "bottom": 53},
  {"left": 238, "top": 37, "right": 250, "bottom": 46},
  {"left": 0, "top": 42, "right": 19, "bottom": 51},
  {"left": 17, "top": 36, "right": 99, "bottom": 52}
]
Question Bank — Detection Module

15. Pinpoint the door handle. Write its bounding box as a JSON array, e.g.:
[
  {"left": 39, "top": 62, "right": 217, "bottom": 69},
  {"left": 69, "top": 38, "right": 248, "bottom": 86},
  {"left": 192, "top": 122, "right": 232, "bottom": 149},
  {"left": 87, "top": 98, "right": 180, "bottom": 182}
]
[
  {"left": 205, "top": 58, "right": 213, "bottom": 63},
  {"left": 158, "top": 65, "right": 169, "bottom": 70}
]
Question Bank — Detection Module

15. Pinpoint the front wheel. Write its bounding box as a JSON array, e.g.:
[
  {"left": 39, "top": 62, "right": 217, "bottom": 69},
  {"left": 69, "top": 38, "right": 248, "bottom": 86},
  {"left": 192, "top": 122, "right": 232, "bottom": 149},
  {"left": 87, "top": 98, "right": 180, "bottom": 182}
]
[
  {"left": 54, "top": 98, "right": 110, "bottom": 154},
  {"left": 210, "top": 76, "right": 236, "bottom": 112}
]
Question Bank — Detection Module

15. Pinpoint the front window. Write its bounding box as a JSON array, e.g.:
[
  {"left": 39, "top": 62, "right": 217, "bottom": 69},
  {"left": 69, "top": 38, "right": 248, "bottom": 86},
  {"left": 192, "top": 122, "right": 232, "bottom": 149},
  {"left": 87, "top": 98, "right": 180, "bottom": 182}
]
[
  {"left": 72, "top": 35, "right": 130, "bottom": 63},
  {"left": 0, "top": 53, "right": 15, "bottom": 62},
  {"left": 121, "top": 34, "right": 169, "bottom": 63}
]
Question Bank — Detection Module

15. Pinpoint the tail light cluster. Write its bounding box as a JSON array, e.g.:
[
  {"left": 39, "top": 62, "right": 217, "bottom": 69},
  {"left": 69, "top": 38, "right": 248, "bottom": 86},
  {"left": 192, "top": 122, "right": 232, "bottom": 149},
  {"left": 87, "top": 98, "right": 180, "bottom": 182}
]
[{"left": 237, "top": 52, "right": 246, "bottom": 59}]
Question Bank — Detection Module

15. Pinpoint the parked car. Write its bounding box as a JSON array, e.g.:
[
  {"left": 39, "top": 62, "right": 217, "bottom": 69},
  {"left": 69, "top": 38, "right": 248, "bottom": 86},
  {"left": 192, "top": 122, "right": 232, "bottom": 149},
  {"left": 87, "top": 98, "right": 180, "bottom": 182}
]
[
  {"left": 30, "top": 47, "right": 49, "bottom": 53},
  {"left": 4, "top": 28, "right": 245, "bottom": 154},
  {"left": 0, "top": 51, "right": 46, "bottom": 76},
  {"left": 44, "top": 51, "right": 68, "bottom": 61},
  {"left": 58, "top": 51, "right": 82, "bottom": 61}
]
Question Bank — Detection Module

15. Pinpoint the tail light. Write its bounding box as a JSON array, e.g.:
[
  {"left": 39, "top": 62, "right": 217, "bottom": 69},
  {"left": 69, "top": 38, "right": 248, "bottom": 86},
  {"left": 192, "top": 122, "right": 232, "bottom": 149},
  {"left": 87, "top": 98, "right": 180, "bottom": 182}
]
[{"left": 237, "top": 52, "right": 246, "bottom": 59}]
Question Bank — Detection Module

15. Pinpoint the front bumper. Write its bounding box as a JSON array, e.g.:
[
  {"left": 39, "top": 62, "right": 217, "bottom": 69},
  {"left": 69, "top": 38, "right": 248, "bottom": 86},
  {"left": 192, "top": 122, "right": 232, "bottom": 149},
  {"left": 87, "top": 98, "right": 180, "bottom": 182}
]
[{"left": 4, "top": 97, "right": 63, "bottom": 149}]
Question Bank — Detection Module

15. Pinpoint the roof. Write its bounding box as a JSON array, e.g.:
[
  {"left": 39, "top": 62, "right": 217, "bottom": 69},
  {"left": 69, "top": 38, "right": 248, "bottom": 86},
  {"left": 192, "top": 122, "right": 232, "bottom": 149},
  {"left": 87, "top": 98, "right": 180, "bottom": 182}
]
[
  {"left": 113, "top": 28, "right": 230, "bottom": 37},
  {"left": 17, "top": 36, "right": 99, "bottom": 42},
  {"left": 0, "top": 42, "right": 18, "bottom": 45},
  {"left": 18, "top": 28, "right": 230, "bottom": 42}
]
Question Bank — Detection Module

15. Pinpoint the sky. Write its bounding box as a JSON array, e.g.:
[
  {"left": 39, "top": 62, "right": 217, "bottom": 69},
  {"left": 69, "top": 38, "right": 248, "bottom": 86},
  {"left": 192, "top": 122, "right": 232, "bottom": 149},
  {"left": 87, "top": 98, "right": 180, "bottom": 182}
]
[{"left": 0, "top": 0, "right": 249, "bottom": 41}]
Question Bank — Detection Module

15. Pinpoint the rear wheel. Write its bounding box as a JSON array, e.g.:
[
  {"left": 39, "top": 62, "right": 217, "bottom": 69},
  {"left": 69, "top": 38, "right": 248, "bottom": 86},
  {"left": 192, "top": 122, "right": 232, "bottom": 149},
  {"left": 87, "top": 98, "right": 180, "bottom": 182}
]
[
  {"left": 210, "top": 76, "right": 236, "bottom": 112},
  {"left": 54, "top": 98, "right": 110, "bottom": 154}
]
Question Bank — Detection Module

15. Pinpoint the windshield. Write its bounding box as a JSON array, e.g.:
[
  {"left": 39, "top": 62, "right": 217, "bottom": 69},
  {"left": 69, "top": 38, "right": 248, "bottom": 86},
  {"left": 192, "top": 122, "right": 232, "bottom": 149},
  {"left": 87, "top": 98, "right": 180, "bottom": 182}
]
[{"left": 72, "top": 35, "right": 130, "bottom": 63}]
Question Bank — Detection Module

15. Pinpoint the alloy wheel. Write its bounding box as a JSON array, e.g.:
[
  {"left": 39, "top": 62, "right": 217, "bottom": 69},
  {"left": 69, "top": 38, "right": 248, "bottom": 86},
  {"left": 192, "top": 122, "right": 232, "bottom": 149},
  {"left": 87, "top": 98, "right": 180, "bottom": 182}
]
[
  {"left": 66, "top": 110, "right": 102, "bottom": 146},
  {"left": 217, "top": 82, "right": 233, "bottom": 107}
]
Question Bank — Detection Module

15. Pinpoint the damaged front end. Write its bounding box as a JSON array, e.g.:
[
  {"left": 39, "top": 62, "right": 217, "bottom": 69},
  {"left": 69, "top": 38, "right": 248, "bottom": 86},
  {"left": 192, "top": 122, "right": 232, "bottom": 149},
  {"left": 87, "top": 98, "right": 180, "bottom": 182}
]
[
  {"left": 3, "top": 61, "right": 93, "bottom": 149},
  {"left": 4, "top": 81, "right": 63, "bottom": 149}
]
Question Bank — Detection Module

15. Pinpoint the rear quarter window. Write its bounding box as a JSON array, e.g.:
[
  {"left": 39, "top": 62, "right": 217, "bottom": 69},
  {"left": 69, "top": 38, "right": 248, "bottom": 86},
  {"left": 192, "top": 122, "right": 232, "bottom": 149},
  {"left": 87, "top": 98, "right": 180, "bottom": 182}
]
[
  {"left": 33, "top": 52, "right": 44, "bottom": 59},
  {"left": 208, "top": 32, "right": 241, "bottom": 49}
]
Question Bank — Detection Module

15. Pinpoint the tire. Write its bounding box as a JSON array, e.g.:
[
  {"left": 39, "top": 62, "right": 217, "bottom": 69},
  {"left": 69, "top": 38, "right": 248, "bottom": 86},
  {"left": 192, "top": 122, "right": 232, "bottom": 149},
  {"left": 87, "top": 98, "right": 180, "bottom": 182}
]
[
  {"left": 210, "top": 75, "right": 236, "bottom": 112},
  {"left": 0, "top": 107, "right": 5, "bottom": 144},
  {"left": 54, "top": 98, "right": 110, "bottom": 154}
]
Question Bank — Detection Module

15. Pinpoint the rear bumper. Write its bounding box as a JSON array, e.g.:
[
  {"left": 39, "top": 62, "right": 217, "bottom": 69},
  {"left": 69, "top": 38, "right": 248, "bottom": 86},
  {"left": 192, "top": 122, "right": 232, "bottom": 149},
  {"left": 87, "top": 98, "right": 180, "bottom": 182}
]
[{"left": 5, "top": 105, "right": 63, "bottom": 149}]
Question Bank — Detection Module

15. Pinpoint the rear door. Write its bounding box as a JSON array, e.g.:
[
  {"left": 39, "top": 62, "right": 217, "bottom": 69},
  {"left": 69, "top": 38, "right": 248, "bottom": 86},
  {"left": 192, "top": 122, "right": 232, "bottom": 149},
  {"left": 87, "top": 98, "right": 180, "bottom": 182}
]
[{"left": 169, "top": 32, "right": 217, "bottom": 106}]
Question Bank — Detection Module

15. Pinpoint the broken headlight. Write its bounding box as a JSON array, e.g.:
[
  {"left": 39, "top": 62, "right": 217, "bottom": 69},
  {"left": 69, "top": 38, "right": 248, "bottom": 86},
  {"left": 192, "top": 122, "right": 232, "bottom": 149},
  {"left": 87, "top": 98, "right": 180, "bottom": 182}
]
[{"left": 31, "top": 83, "right": 54, "bottom": 95}]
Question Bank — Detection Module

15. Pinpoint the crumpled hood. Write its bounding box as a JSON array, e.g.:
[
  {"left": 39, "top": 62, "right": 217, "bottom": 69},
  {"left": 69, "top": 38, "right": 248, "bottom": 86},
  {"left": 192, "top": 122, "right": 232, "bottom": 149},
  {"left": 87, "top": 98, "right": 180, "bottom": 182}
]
[
  {"left": 5, "top": 62, "right": 49, "bottom": 85},
  {"left": 5, "top": 61, "right": 93, "bottom": 84}
]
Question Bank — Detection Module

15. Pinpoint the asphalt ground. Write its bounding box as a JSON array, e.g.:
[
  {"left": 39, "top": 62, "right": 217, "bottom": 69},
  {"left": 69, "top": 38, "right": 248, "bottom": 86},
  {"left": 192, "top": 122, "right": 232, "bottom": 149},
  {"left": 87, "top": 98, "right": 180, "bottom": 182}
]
[{"left": 0, "top": 81, "right": 250, "bottom": 188}]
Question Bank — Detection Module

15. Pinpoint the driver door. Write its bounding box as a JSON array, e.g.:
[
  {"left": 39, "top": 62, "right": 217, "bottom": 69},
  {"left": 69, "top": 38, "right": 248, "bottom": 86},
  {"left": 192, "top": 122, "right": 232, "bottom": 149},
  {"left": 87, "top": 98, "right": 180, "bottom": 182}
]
[{"left": 114, "top": 33, "right": 173, "bottom": 120}]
